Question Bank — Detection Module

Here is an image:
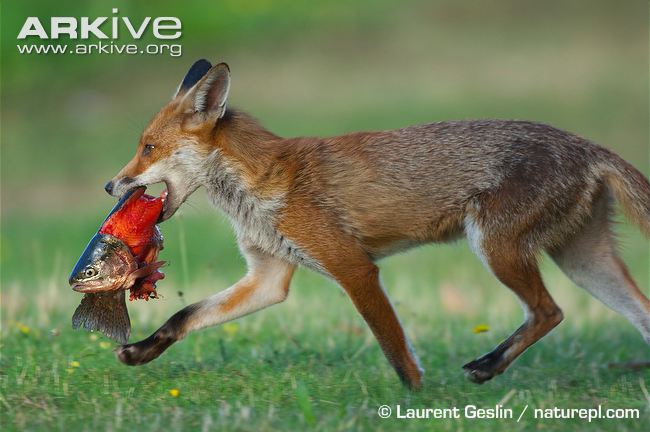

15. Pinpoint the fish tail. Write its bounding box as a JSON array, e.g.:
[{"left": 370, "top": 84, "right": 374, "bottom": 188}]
[{"left": 72, "top": 291, "right": 131, "bottom": 344}]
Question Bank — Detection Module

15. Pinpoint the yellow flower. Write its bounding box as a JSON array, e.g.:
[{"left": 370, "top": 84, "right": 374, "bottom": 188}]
[
  {"left": 18, "top": 324, "right": 30, "bottom": 335},
  {"left": 69, "top": 360, "right": 80, "bottom": 368},
  {"left": 473, "top": 324, "right": 490, "bottom": 334},
  {"left": 168, "top": 388, "right": 180, "bottom": 397},
  {"left": 222, "top": 322, "right": 239, "bottom": 337},
  {"left": 89, "top": 334, "right": 98, "bottom": 341},
  {"left": 99, "top": 341, "right": 111, "bottom": 349}
]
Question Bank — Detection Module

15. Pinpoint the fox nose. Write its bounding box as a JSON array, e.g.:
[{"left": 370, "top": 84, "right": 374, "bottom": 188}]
[{"left": 104, "top": 181, "right": 114, "bottom": 195}]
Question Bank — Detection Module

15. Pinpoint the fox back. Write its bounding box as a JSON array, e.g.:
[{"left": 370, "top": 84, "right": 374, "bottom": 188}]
[{"left": 108, "top": 60, "right": 650, "bottom": 388}]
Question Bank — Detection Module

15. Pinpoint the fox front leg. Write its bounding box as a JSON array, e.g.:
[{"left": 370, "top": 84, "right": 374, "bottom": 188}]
[{"left": 115, "top": 248, "right": 295, "bottom": 365}]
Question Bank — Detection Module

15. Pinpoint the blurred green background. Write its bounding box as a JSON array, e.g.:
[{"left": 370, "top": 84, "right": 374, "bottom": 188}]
[
  {"left": 1, "top": 1, "right": 648, "bottom": 430},
  {"left": 2, "top": 0, "right": 647, "bottom": 287}
]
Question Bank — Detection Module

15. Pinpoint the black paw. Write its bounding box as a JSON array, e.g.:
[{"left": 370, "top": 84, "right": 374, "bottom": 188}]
[
  {"left": 115, "top": 343, "right": 148, "bottom": 366},
  {"left": 114, "top": 332, "right": 173, "bottom": 366},
  {"left": 462, "top": 355, "right": 501, "bottom": 384}
]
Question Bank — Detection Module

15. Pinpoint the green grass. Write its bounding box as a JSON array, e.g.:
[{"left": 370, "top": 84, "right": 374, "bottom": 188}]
[
  {"left": 2, "top": 315, "right": 649, "bottom": 431},
  {"left": 1, "top": 211, "right": 649, "bottom": 431}
]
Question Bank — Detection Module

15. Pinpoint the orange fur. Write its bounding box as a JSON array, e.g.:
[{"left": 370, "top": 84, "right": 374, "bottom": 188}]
[{"left": 109, "top": 60, "right": 650, "bottom": 388}]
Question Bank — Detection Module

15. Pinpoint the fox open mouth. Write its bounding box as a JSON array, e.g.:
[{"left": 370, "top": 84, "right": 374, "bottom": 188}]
[
  {"left": 118, "top": 185, "right": 168, "bottom": 223},
  {"left": 135, "top": 186, "right": 168, "bottom": 206},
  {"left": 121, "top": 186, "right": 168, "bottom": 222},
  {"left": 159, "top": 181, "right": 172, "bottom": 223}
]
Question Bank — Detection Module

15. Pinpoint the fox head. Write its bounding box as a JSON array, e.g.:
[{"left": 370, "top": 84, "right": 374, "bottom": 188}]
[{"left": 105, "top": 59, "right": 231, "bottom": 221}]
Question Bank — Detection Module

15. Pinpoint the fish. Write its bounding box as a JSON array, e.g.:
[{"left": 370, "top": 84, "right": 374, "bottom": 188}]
[
  {"left": 72, "top": 291, "right": 131, "bottom": 345},
  {"left": 69, "top": 187, "right": 166, "bottom": 344}
]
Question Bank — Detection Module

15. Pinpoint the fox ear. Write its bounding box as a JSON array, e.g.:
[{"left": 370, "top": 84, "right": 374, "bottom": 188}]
[
  {"left": 174, "top": 59, "right": 212, "bottom": 98},
  {"left": 184, "top": 62, "right": 230, "bottom": 120}
]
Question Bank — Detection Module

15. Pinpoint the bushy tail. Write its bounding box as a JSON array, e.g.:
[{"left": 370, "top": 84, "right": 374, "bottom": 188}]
[{"left": 600, "top": 152, "right": 650, "bottom": 237}]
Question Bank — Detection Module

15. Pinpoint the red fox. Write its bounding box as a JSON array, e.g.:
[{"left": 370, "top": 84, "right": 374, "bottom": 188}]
[{"left": 105, "top": 59, "right": 650, "bottom": 388}]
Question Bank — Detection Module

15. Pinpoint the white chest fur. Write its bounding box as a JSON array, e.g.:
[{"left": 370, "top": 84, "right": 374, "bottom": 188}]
[{"left": 203, "top": 153, "right": 325, "bottom": 274}]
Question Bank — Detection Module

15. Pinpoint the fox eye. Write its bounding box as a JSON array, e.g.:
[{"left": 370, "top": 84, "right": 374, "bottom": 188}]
[
  {"left": 142, "top": 144, "right": 155, "bottom": 156},
  {"left": 83, "top": 267, "right": 97, "bottom": 278}
]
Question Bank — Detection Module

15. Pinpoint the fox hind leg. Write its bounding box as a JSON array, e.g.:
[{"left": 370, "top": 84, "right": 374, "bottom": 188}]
[
  {"left": 550, "top": 194, "right": 650, "bottom": 342},
  {"left": 462, "top": 245, "right": 563, "bottom": 383}
]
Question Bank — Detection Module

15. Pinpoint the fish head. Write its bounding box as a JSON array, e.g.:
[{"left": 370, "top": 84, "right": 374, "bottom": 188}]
[{"left": 69, "top": 233, "right": 137, "bottom": 293}]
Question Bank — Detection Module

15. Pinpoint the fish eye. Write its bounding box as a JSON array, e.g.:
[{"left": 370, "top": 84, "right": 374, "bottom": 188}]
[
  {"left": 142, "top": 144, "right": 155, "bottom": 156},
  {"left": 83, "top": 267, "right": 98, "bottom": 278}
]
